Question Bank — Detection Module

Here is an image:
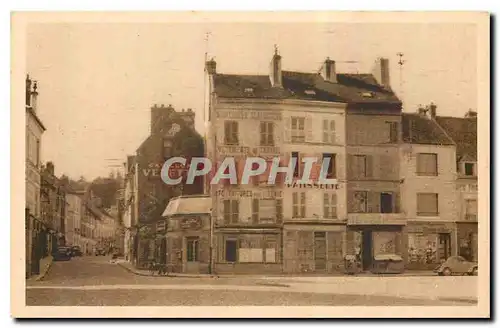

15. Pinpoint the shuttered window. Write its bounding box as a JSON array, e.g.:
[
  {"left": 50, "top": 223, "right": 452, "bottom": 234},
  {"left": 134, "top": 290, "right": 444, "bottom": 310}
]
[
  {"left": 223, "top": 199, "right": 239, "bottom": 224},
  {"left": 417, "top": 153, "right": 438, "bottom": 176},
  {"left": 417, "top": 193, "right": 439, "bottom": 216},
  {"left": 224, "top": 121, "right": 239, "bottom": 145},
  {"left": 387, "top": 121, "right": 399, "bottom": 143},
  {"left": 260, "top": 122, "right": 274, "bottom": 146},
  {"left": 323, "top": 193, "right": 337, "bottom": 218},
  {"left": 291, "top": 117, "right": 305, "bottom": 142},
  {"left": 352, "top": 155, "right": 372, "bottom": 178},
  {"left": 292, "top": 192, "right": 306, "bottom": 218},
  {"left": 322, "top": 119, "right": 336, "bottom": 144}
]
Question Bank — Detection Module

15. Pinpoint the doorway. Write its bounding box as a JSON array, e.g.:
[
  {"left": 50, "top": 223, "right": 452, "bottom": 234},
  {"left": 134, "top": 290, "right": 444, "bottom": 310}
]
[
  {"left": 438, "top": 233, "right": 451, "bottom": 261},
  {"left": 380, "top": 193, "right": 393, "bottom": 213},
  {"left": 362, "top": 230, "right": 373, "bottom": 270},
  {"left": 314, "top": 232, "right": 327, "bottom": 272}
]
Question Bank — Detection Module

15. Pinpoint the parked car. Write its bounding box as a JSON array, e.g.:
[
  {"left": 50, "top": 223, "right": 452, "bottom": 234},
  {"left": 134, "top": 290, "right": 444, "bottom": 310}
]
[
  {"left": 95, "top": 247, "right": 106, "bottom": 256},
  {"left": 53, "top": 247, "right": 72, "bottom": 261},
  {"left": 70, "top": 246, "right": 83, "bottom": 257},
  {"left": 434, "top": 256, "right": 478, "bottom": 276}
]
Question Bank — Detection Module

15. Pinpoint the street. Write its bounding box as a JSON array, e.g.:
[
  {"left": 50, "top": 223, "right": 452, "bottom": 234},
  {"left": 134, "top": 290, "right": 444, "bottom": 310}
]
[{"left": 26, "top": 256, "right": 478, "bottom": 306}]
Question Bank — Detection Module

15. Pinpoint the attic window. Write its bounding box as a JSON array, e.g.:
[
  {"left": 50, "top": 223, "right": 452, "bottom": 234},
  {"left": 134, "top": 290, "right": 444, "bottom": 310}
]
[
  {"left": 304, "top": 90, "right": 316, "bottom": 95},
  {"left": 244, "top": 87, "right": 254, "bottom": 93},
  {"left": 362, "top": 92, "right": 374, "bottom": 98}
]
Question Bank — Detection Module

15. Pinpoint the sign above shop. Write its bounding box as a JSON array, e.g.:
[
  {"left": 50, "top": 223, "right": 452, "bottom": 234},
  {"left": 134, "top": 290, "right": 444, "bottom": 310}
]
[
  {"left": 215, "top": 189, "right": 283, "bottom": 199},
  {"left": 216, "top": 110, "right": 282, "bottom": 121},
  {"left": 347, "top": 214, "right": 405, "bottom": 226},
  {"left": 180, "top": 217, "right": 202, "bottom": 230}
]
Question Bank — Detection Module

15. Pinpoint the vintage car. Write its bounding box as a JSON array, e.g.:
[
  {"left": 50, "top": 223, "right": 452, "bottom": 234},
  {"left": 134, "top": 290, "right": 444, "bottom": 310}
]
[
  {"left": 70, "top": 245, "right": 83, "bottom": 257},
  {"left": 53, "top": 247, "right": 72, "bottom": 261},
  {"left": 434, "top": 256, "right": 478, "bottom": 276},
  {"left": 95, "top": 247, "right": 106, "bottom": 256}
]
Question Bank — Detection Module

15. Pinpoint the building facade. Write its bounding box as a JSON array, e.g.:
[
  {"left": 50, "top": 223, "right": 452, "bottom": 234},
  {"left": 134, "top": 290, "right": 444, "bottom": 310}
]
[
  {"left": 204, "top": 51, "right": 403, "bottom": 274},
  {"left": 25, "top": 75, "right": 46, "bottom": 278},
  {"left": 64, "top": 190, "right": 83, "bottom": 248}
]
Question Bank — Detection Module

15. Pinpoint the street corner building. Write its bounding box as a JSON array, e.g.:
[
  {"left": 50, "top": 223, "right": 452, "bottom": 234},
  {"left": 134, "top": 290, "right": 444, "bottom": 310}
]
[
  {"left": 121, "top": 104, "right": 205, "bottom": 269},
  {"left": 198, "top": 49, "right": 478, "bottom": 274},
  {"left": 162, "top": 195, "right": 212, "bottom": 274}
]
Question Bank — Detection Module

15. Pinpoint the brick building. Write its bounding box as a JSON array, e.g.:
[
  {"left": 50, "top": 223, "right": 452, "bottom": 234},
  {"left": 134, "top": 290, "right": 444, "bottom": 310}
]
[{"left": 127, "top": 105, "right": 204, "bottom": 268}]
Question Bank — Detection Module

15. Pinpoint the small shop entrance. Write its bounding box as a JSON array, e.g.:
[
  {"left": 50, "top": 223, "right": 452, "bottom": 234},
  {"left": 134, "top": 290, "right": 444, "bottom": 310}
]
[{"left": 361, "top": 230, "right": 373, "bottom": 270}]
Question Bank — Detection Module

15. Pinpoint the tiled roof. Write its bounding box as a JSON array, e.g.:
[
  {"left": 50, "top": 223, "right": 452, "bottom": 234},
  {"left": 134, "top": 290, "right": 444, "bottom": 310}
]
[
  {"left": 212, "top": 71, "right": 401, "bottom": 104},
  {"left": 162, "top": 195, "right": 211, "bottom": 217},
  {"left": 402, "top": 113, "right": 455, "bottom": 146},
  {"left": 435, "top": 116, "right": 477, "bottom": 160}
]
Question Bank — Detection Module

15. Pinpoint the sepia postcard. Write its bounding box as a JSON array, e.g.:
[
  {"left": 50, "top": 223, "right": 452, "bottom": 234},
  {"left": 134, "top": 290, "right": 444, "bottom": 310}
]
[{"left": 11, "top": 11, "right": 490, "bottom": 318}]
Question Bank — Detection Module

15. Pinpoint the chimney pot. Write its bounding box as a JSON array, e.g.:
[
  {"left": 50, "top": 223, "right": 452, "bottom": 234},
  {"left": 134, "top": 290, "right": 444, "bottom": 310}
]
[
  {"left": 429, "top": 102, "right": 437, "bottom": 119},
  {"left": 205, "top": 59, "right": 217, "bottom": 75},
  {"left": 372, "top": 57, "right": 391, "bottom": 89},
  {"left": 321, "top": 57, "right": 337, "bottom": 83}
]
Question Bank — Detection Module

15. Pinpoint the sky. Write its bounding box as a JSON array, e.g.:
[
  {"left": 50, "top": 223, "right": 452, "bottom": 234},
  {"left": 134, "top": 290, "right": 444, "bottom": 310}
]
[{"left": 26, "top": 22, "right": 477, "bottom": 180}]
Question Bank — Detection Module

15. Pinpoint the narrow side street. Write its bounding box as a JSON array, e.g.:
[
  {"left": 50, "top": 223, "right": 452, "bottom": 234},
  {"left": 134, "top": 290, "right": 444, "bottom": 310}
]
[{"left": 26, "top": 256, "right": 478, "bottom": 306}]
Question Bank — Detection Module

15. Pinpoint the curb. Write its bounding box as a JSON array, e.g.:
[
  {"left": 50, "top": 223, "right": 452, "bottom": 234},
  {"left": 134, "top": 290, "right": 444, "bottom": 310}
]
[
  {"left": 27, "top": 256, "right": 54, "bottom": 282},
  {"left": 117, "top": 262, "right": 219, "bottom": 279}
]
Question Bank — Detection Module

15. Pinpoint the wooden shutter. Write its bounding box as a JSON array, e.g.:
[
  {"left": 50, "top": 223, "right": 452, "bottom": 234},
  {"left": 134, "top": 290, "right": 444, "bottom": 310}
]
[
  {"left": 305, "top": 115, "right": 313, "bottom": 142},
  {"left": 323, "top": 193, "right": 329, "bottom": 218},
  {"left": 223, "top": 200, "right": 230, "bottom": 224},
  {"left": 368, "top": 191, "right": 379, "bottom": 213},
  {"left": 300, "top": 192, "right": 306, "bottom": 218},
  {"left": 347, "top": 155, "right": 354, "bottom": 179},
  {"left": 331, "top": 193, "right": 337, "bottom": 218},
  {"left": 322, "top": 120, "right": 329, "bottom": 143},
  {"left": 269, "top": 122, "right": 275, "bottom": 146},
  {"left": 394, "top": 192, "right": 401, "bottom": 213},
  {"left": 232, "top": 200, "right": 239, "bottom": 224},
  {"left": 330, "top": 120, "right": 336, "bottom": 144},
  {"left": 276, "top": 199, "right": 283, "bottom": 224},
  {"left": 233, "top": 121, "right": 239, "bottom": 145},
  {"left": 292, "top": 192, "right": 298, "bottom": 218},
  {"left": 260, "top": 122, "right": 266, "bottom": 146},
  {"left": 365, "top": 155, "right": 374, "bottom": 178},
  {"left": 283, "top": 116, "right": 291, "bottom": 143},
  {"left": 252, "top": 199, "right": 259, "bottom": 224}
]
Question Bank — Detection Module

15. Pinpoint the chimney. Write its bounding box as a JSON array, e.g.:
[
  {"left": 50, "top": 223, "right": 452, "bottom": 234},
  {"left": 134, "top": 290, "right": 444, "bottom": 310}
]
[
  {"left": 429, "top": 102, "right": 437, "bottom": 119},
  {"left": 26, "top": 75, "right": 32, "bottom": 106},
  {"left": 321, "top": 57, "right": 337, "bottom": 83},
  {"left": 31, "top": 81, "right": 39, "bottom": 111},
  {"left": 465, "top": 109, "right": 477, "bottom": 118},
  {"left": 150, "top": 104, "right": 175, "bottom": 135},
  {"left": 417, "top": 105, "right": 427, "bottom": 116},
  {"left": 372, "top": 57, "right": 391, "bottom": 89},
  {"left": 205, "top": 58, "right": 216, "bottom": 75},
  {"left": 269, "top": 46, "right": 282, "bottom": 88}
]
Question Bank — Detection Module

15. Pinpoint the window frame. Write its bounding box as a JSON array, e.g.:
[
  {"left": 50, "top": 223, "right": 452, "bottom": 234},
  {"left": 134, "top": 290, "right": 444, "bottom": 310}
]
[
  {"left": 292, "top": 192, "right": 306, "bottom": 218},
  {"left": 417, "top": 192, "right": 439, "bottom": 216},
  {"left": 464, "top": 162, "right": 475, "bottom": 176},
  {"left": 322, "top": 153, "right": 337, "bottom": 178},
  {"left": 322, "top": 119, "right": 336, "bottom": 144},
  {"left": 186, "top": 237, "right": 199, "bottom": 262},
  {"left": 224, "top": 120, "right": 239, "bottom": 145},
  {"left": 416, "top": 153, "right": 438, "bottom": 176},
  {"left": 291, "top": 117, "right": 305, "bottom": 143},
  {"left": 260, "top": 121, "right": 275, "bottom": 146},
  {"left": 223, "top": 199, "right": 240, "bottom": 224},
  {"left": 323, "top": 192, "right": 337, "bottom": 219}
]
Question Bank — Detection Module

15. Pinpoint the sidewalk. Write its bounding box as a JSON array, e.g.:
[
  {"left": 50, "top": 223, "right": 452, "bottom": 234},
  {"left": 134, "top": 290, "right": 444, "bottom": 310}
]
[
  {"left": 26, "top": 256, "right": 53, "bottom": 282},
  {"left": 117, "top": 260, "right": 436, "bottom": 279}
]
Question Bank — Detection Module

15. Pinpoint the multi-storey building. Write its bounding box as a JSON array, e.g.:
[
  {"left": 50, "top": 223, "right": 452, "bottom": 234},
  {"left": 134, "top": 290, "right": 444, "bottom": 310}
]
[
  {"left": 436, "top": 110, "right": 478, "bottom": 262},
  {"left": 122, "top": 155, "right": 138, "bottom": 262},
  {"left": 64, "top": 190, "right": 84, "bottom": 248},
  {"left": 128, "top": 105, "right": 204, "bottom": 268},
  {"left": 25, "top": 75, "right": 46, "bottom": 278},
  {"left": 204, "top": 50, "right": 401, "bottom": 274},
  {"left": 400, "top": 108, "right": 458, "bottom": 269}
]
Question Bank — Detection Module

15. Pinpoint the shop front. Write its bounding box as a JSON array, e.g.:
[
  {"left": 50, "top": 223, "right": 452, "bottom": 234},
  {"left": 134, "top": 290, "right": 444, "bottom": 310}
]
[
  {"left": 406, "top": 221, "right": 457, "bottom": 270},
  {"left": 214, "top": 229, "right": 282, "bottom": 274},
  {"left": 346, "top": 223, "right": 405, "bottom": 273},
  {"left": 456, "top": 222, "right": 478, "bottom": 262},
  {"left": 283, "top": 224, "right": 345, "bottom": 274}
]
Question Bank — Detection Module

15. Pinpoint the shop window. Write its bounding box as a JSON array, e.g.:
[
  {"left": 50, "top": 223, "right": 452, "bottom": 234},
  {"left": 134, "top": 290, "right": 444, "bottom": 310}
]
[
  {"left": 292, "top": 192, "right": 306, "bottom": 218},
  {"left": 373, "top": 231, "right": 400, "bottom": 256},
  {"left": 408, "top": 233, "right": 439, "bottom": 265},
  {"left": 417, "top": 153, "right": 438, "bottom": 176},
  {"left": 417, "top": 193, "right": 439, "bottom": 216},
  {"left": 186, "top": 237, "right": 199, "bottom": 262},
  {"left": 238, "top": 235, "right": 262, "bottom": 263}
]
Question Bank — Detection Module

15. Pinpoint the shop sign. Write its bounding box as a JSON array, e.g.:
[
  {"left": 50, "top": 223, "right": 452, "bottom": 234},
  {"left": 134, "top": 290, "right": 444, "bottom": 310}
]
[
  {"left": 216, "top": 110, "right": 282, "bottom": 121},
  {"left": 407, "top": 223, "right": 453, "bottom": 234},
  {"left": 286, "top": 182, "right": 340, "bottom": 190},
  {"left": 457, "top": 183, "right": 478, "bottom": 192},
  {"left": 347, "top": 214, "right": 404, "bottom": 226},
  {"left": 215, "top": 189, "right": 283, "bottom": 199},
  {"left": 180, "top": 217, "right": 202, "bottom": 230},
  {"left": 216, "top": 146, "right": 251, "bottom": 155}
]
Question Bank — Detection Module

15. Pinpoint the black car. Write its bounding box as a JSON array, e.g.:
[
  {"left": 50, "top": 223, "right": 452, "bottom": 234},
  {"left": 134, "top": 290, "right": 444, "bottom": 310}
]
[
  {"left": 95, "top": 247, "right": 106, "bottom": 256},
  {"left": 53, "top": 247, "right": 72, "bottom": 261},
  {"left": 70, "top": 246, "right": 83, "bottom": 257}
]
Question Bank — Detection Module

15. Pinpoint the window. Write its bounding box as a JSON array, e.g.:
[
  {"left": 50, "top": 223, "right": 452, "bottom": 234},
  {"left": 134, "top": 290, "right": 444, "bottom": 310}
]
[
  {"left": 353, "top": 155, "right": 367, "bottom": 178},
  {"left": 260, "top": 122, "right": 274, "bottom": 146},
  {"left": 373, "top": 231, "right": 400, "bottom": 256},
  {"left": 464, "top": 162, "right": 475, "bottom": 176},
  {"left": 292, "top": 192, "right": 306, "bottom": 218},
  {"left": 387, "top": 121, "right": 399, "bottom": 143},
  {"left": 223, "top": 200, "right": 239, "bottom": 224},
  {"left": 291, "top": 117, "right": 305, "bottom": 142},
  {"left": 353, "top": 191, "right": 368, "bottom": 213},
  {"left": 417, "top": 153, "right": 438, "bottom": 176},
  {"left": 322, "top": 120, "right": 336, "bottom": 144},
  {"left": 35, "top": 139, "right": 40, "bottom": 167},
  {"left": 417, "top": 193, "right": 439, "bottom": 216},
  {"left": 224, "top": 121, "right": 239, "bottom": 145},
  {"left": 291, "top": 152, "right": 300, "bottom": 178},
  {"left": 322, "top": 153, "right": 336, "bottom": 178},
  {"left": 225, "top": 239, "right": 237, "bottom": 262},
  {"left": 186, "top": 237, "right": 199, "bottom": 262},
  {"left": 465, "top": 199, "right": 478, "bottom": 220},
  {"left": 323, "top": 193, "right": 337, "bottom": 218},
  {"left": 258, "top": 199, "right": 276, "bottom": 223},
  {"left": 163, "top": 139, "right": 172, "bottom": 159}
]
